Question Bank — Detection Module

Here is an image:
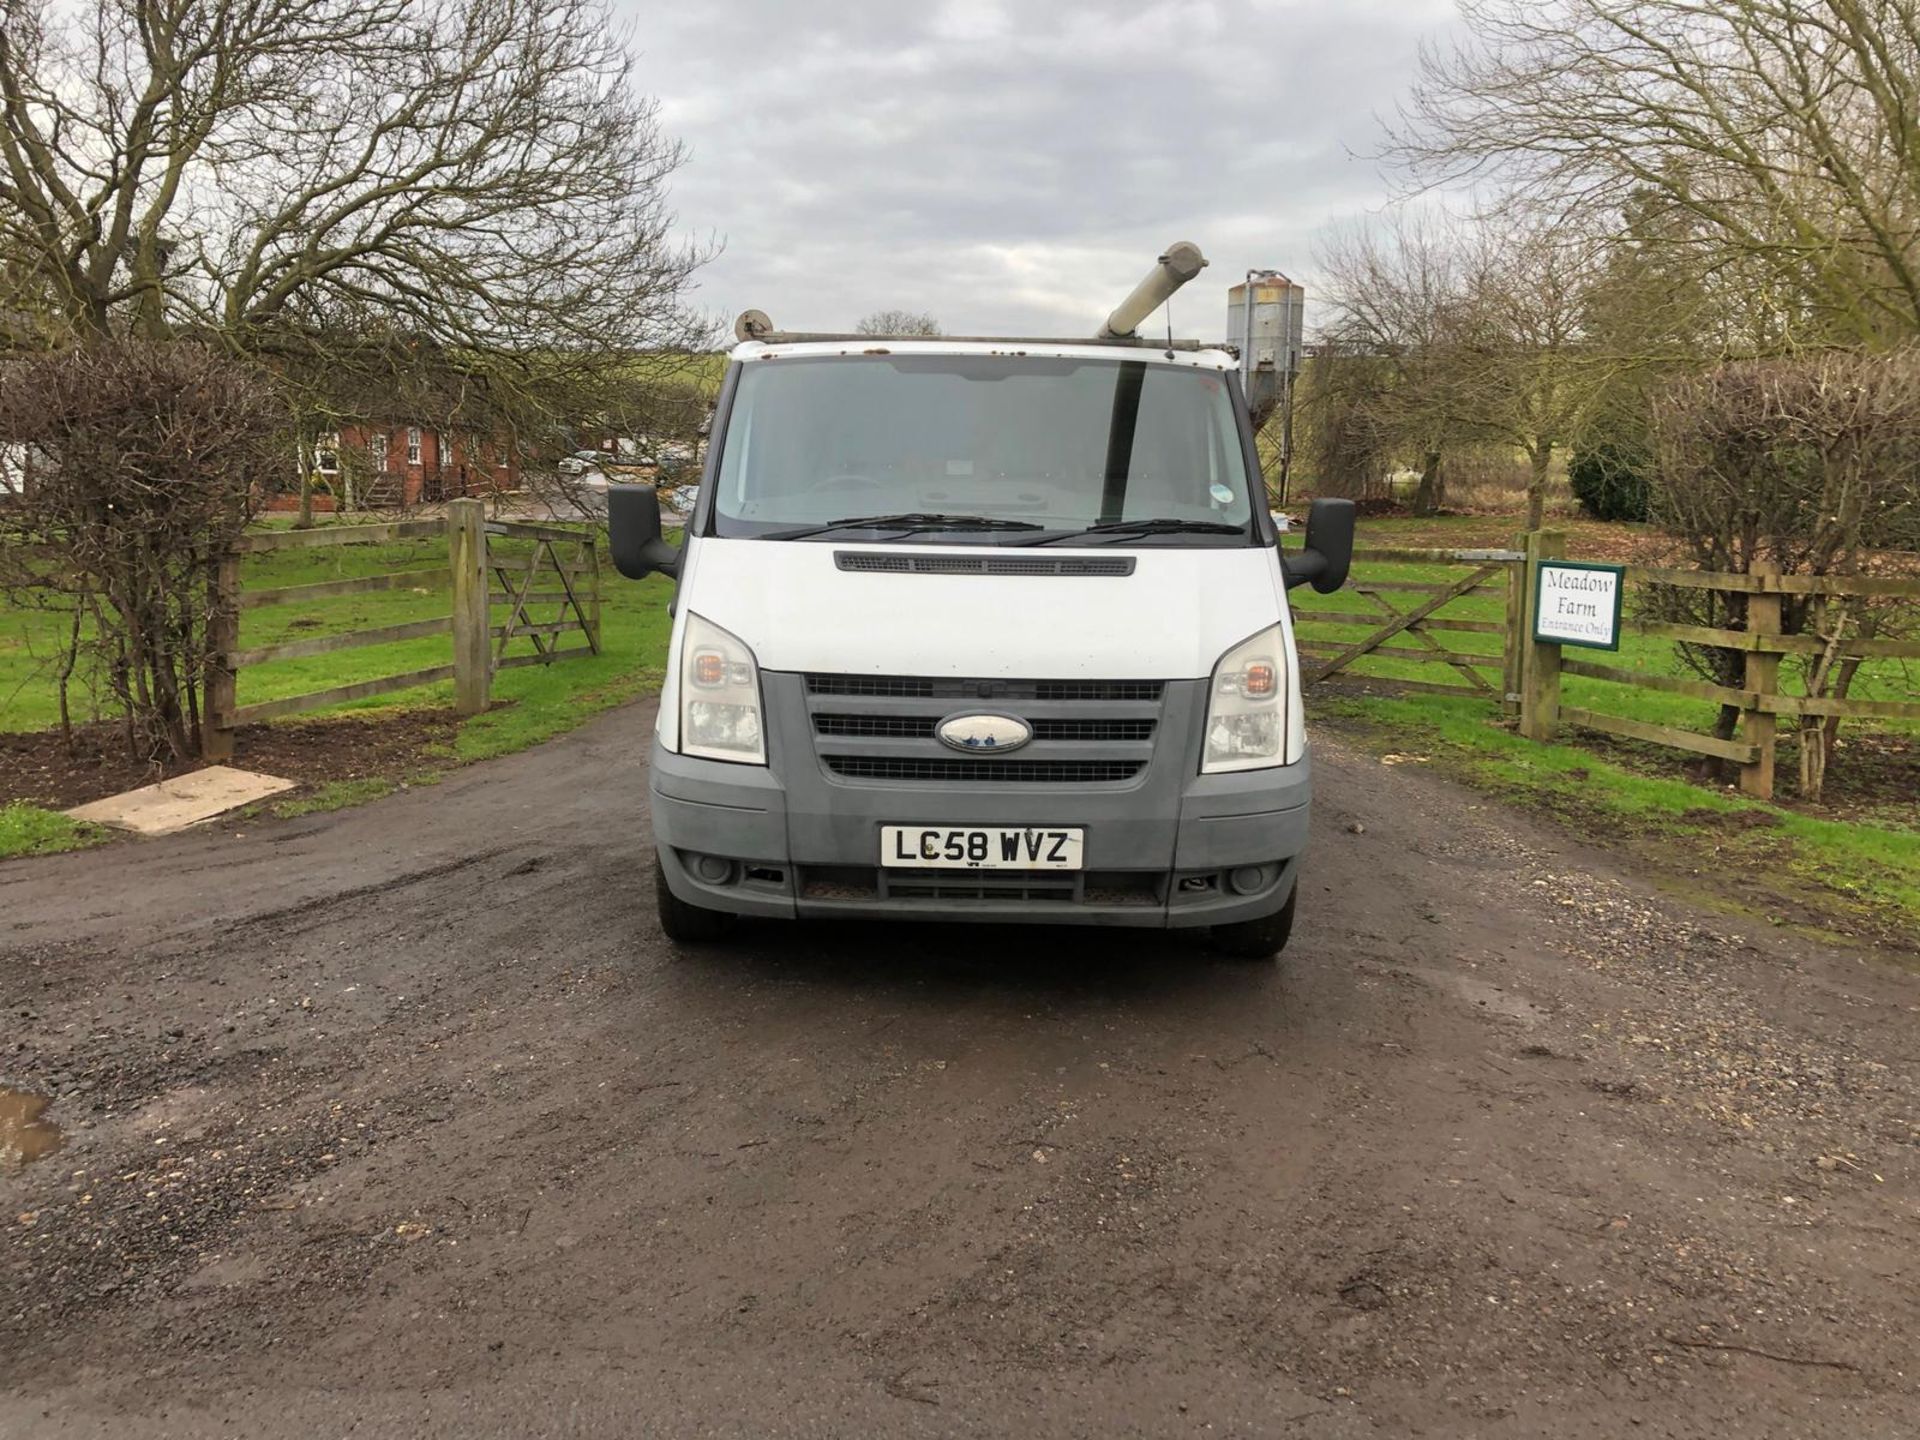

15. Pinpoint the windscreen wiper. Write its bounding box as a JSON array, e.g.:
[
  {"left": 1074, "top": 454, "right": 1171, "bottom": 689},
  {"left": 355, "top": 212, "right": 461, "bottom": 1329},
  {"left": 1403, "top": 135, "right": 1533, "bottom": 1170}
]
[
  {"left": 764, "top": 512, "right": 1046, "bottom": 540},
  {"left": 1020, "top": 517, "right": 1247, "bottom": 545}
]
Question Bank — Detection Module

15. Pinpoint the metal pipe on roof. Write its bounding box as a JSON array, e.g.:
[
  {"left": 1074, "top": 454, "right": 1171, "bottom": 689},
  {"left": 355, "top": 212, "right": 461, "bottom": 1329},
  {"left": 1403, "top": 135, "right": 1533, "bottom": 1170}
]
[{"left": 1098, "top": 242, "right": 1209, "bottom": 339}]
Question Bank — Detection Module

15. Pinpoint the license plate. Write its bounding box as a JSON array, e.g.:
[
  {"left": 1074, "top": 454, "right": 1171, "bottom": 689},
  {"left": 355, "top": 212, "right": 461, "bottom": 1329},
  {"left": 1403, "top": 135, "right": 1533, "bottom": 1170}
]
[{"left": 881, "top": 825, "right": 1084, "bottom": 870}]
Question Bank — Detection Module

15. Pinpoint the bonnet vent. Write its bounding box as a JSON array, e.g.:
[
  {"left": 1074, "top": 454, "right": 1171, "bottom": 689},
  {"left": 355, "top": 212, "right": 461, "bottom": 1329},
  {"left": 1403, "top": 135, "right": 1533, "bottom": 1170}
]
[{"left": 834, "top": 552, "right": 1135, "bottom": 577}]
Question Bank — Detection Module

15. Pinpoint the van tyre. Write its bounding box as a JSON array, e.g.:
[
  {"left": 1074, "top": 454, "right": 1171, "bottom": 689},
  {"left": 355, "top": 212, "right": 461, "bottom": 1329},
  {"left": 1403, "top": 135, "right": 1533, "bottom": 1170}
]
[
  {"left": 654, "top": 856, "right": 735, "bottom": 944},
  {"left": 1209, "top": 890, "right": 1295, "bottom": 960}
]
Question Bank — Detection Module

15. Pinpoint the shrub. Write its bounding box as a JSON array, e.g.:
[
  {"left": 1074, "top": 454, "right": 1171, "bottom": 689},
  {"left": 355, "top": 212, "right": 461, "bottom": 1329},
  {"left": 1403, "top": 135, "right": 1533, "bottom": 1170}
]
[
  {"left": 1568, "top": 443, "right": 1652, "bottom": 522},
  {"left": 1647, "top": 349, "right": 1920, "bottom": 796},
  {"left": 0, "top": 342, "right": 287, "bottom": 761}
]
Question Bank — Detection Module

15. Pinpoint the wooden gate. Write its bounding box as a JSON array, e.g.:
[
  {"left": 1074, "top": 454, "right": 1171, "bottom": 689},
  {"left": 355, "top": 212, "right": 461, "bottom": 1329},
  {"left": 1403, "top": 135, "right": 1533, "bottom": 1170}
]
[
  {"left": 1289, "top": 545, "right": 1524, "bottom": 706},
  {"left": 484, "top": 519, "right": 602, "bottom": 673}
]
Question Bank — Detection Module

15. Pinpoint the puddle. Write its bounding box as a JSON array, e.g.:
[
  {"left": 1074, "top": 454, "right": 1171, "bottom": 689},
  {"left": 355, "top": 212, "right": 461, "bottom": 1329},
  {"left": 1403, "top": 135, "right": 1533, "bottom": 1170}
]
[{"left": 0, "top": 1087, "right": 63, "bottom": 1165}]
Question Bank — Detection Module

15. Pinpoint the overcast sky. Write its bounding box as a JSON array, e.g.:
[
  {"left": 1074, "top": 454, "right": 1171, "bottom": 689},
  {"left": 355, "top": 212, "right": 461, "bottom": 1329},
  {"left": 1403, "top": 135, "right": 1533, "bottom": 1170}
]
[{"left": 616, "top": 0, "right": 1463, "bottom": 344}]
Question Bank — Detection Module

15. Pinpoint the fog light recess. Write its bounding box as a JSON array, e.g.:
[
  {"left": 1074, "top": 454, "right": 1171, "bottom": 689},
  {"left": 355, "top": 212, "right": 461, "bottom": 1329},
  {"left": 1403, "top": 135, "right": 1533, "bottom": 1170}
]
[
  {"left": 1227, "top": 864, "right": 1275, "bottom": 896},
  {"left": 692, "top": 854, "right": 735, "bottom": 885}
]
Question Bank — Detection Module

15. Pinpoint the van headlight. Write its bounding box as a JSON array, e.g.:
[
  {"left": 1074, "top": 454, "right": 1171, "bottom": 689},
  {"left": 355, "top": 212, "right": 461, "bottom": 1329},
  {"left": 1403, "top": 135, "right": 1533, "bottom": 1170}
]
[
  {"left": 1202, "top": 625, "right": 1285, "bottom": 773},
  {"left": 680, "top": 612, "right": 766, "bottom": 765}
]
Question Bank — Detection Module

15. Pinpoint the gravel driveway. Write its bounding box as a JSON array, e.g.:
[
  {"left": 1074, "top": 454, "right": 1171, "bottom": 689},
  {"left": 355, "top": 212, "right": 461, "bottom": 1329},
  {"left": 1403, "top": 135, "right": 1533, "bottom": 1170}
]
[{"left": 3, "top": 702, "right": 1916, "bottom": 1438}]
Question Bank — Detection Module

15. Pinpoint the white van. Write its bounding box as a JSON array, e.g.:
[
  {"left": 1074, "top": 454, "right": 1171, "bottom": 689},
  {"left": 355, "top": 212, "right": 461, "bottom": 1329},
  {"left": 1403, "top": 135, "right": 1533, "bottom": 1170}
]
[{"left": 609, "top": 256, "right": 1352, "bottom": 958}]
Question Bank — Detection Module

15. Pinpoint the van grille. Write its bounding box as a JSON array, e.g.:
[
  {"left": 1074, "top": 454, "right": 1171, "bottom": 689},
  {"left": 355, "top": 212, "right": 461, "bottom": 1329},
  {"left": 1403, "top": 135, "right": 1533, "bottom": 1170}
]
[
  {"left": 825, "top": 757, "right": 1143, "bottom": 784},
  {"left": 887, "top": 870, "right": 1080, "bottom": 901},
  {"left": 800, "top": 866, "right": 1163, "bottom": 906},
  {"left": 802, "top": 672, "right": 1166, "bottom": 787},
  {"left": 1035, "top": 717, "right": 1155, "bottom": 741},
  {"left": 806, "top": 675, "right": 938, "bottom": 698},
  {"left": 1035, "top": 680, "right": 1164, "bottom": 702},
  {"left": 813, "top": 714, "right": 1155, "bottom": 743},
  {"left": 814, "top": 714, "right": 933, "bottom": 739}
]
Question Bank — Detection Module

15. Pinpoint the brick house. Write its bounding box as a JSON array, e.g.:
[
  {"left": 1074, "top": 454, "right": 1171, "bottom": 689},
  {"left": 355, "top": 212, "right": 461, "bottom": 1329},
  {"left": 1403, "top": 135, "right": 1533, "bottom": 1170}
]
[{"left": 267, "top": 419, "right": 521, "bottom": 512}]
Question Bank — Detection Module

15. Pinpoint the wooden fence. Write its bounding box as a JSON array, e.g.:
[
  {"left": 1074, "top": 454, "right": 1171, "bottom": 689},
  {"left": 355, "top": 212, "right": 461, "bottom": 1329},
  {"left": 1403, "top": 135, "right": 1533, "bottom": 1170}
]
[
  {"left": 204, "top": 498, "right": 600, "bottom": 759},
  {"left": 1290, "top": 530, "right": 1920, "bottom": 802},
  {"left": 1518, "top": 538, "right": 1920, "bottom": 800}
]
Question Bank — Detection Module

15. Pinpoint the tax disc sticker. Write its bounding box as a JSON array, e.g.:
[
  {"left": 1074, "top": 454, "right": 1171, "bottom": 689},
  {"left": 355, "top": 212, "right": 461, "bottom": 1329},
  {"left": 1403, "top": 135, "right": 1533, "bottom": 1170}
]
[{"left": 1209, "top": 483, "right": 1234, "bottom": 505}]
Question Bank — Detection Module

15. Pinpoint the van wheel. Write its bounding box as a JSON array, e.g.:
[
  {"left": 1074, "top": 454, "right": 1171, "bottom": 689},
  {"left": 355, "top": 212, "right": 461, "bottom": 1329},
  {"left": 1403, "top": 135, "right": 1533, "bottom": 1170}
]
[
  {"left": 1209, "top": 891, "right": 1295, "bottom": 960},
  {"left": 654, "top": 856, "right": 735, "bottom": 944}
]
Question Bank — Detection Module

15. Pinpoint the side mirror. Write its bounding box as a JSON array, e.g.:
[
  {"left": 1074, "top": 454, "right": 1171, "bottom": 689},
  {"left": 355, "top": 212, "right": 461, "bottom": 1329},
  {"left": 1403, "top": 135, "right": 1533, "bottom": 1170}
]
[
  {"left": 1281, "top": 498, "right": 1355, "bottom": 594},
  {"left": 608, "top": 483, "right": 681, "bottom": 580}
]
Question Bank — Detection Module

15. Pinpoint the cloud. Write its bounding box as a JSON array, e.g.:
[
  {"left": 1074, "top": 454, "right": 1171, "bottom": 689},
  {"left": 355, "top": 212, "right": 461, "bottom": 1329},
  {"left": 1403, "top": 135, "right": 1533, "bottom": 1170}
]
[{"left": 620, "top": 0, "right": 1461, "bottom": 341}]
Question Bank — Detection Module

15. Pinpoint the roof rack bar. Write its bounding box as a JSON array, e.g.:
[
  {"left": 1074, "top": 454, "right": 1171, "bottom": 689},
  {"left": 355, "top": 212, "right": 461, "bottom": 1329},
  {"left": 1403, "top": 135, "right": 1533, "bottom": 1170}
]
[{"left": 741, "top": 332, "right": 1217, "bottom": 352}]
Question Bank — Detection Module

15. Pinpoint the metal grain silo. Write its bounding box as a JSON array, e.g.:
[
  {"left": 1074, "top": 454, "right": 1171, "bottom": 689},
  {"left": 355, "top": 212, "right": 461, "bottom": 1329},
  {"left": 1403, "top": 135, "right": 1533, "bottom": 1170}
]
[{"left": 1226, "top": 271, "right": 1305, "bottom": 426}]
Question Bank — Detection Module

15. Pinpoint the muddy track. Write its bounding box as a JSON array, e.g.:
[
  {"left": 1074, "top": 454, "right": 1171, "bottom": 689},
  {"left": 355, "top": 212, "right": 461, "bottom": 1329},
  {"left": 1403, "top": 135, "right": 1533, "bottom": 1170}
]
[{"left": 2, "top": 702, "right": 1916, "bottom": 1438}]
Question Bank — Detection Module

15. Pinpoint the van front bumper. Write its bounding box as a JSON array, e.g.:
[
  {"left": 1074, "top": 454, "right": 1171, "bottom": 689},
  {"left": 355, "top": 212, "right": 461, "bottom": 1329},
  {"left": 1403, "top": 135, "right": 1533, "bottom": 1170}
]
[{"left": 649, "top": 739, "right": 1310, "bottom": 929}]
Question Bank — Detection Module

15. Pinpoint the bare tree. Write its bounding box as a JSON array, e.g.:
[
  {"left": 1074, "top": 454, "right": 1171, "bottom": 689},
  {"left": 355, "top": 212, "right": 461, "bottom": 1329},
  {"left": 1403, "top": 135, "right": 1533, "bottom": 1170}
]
[
  {"left": 856, "top": 310, "right": 943, "bottom": 337},
  {"left": 1393, "top": 0, "right": 1920, "bottom": 349},
  {"left": 1317, "top": 210, "right": 1613, "bottom": 525},
  {"left": 1454, "top": 218, "right": 1615, "bottom": 526},
  {"left": 0, "top": 0, "right": 710, "bottom": 475},
  {"left": 1316, "top": 215, "right": 1472, "bottom": 513},
  {"left": 1294, "top": 342, "right": 1396, "bottom": 505}
]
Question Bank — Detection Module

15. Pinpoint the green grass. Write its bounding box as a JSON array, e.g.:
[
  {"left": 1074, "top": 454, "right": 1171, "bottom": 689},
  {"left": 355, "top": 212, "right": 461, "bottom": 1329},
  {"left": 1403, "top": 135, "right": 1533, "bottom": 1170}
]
[
  {"left": 1, "top": 522, "right": 675, "bottom": 736},
  {"left": 452, "top": 654, "right": 661, "bottom": 763},
  {"left": 0, "top": 803, "right": 105, "bottom": 860},
  {"left": 1284, "top": 533, "right": 1920, "bottom": 739},
  {"left": 0, "top": 525, "right": 457, "bottom": 733},
  {"left": 1316, "top": 691, "right": 1920, "bottom": 940},
  {"left": 223, "top": 531, "right": 674, "bottom": 727},
  {"left": 268, "top": 777, "right": 404, "bottom": 818},
  {"left": 1, "top": 519, "right": 675, "bottom": 828},
  {"left": 230, "top": 529, "right": 676, "bottom": 786}
]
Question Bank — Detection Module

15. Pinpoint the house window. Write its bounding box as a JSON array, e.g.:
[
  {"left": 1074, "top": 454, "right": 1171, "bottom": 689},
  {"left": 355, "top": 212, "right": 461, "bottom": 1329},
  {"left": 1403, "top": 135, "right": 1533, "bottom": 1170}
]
[
  {"left": 406, "top": 426, "right": 422, "bottom": 466},
  {"left": 369, "top": 433, "right": 389, "bottom": 472},
  {"left": 314, "top": 433, "right": 340, "bottom": 475}
]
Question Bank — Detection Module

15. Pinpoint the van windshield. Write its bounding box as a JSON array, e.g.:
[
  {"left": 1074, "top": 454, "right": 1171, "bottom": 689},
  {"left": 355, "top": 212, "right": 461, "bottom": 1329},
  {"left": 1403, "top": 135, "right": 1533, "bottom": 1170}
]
[{"left": 709, "top": 354, "right": 1256, "bottom": 544}]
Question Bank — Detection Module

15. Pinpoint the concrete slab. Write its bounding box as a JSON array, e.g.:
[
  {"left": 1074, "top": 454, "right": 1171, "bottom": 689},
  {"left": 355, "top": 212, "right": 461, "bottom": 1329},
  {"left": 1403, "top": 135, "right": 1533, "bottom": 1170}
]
[{"left": 65, "top": 766, "right": 296, "bottom": 836}]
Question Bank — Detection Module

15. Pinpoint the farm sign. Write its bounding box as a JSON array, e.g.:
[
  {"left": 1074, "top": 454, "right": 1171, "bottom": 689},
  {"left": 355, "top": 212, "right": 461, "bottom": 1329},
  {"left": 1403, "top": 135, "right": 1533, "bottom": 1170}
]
[{"left": 1533, "top": 561, "right": 1625, "bottom": 651}]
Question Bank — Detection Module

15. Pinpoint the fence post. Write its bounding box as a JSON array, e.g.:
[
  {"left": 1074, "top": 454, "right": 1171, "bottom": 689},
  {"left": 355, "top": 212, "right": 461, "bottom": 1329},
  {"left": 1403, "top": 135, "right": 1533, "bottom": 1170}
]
[
  {"left": 585, "top": 532, "right": 603, "bottom": 654},
  {"left": 1739, "top": 562, "right": 1782, "bottom": 801},
  {"left": 202, "top": 548, "right": 241, "bottom": 761},
  {"left": 1519, "top": 529, "right": 1566, "bottom": 742},
  {"left": 1502, "top": 533, "right": 1528, "bottom": 717},
  {"left": 448, "top": 498, "right": 491, "bottom": 716}
]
